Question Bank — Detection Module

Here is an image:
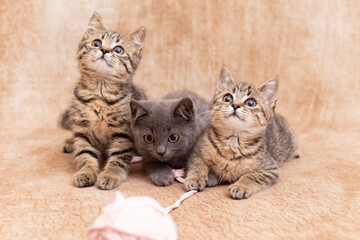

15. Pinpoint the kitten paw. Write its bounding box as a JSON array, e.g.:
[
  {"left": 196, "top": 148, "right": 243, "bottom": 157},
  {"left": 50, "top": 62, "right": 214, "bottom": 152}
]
[
  {"left": 96, "top": 172, "right": 125, "bottom": 190},
  {"left": 73, "top": 170, "right": 97, "bottom": 188},
  {"left": 184, "top": 177, "right": 206, "bottom": 191},
  {"left": 149, "top": 171, "right": 174, "bottom": 187},
  {"left": 228, "top": 184, "right": 253, "bottom": 200},
  {"left": 63, "top": 138, "right": 74, "bottom": 153}
]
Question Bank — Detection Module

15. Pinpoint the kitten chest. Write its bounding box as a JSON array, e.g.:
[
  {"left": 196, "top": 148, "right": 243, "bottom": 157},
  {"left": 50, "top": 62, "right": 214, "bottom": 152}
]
[
  {"left": 205, "top": 140, "right": 259, "bottom": 183},
  {"left": 87, "top": 101, "right": 122, "bottom": 145}
]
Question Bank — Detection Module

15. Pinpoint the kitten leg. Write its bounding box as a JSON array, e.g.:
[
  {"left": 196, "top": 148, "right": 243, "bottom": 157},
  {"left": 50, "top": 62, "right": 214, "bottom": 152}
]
[
  {"left": 97, "top": 133, "right": 135, "bottom": 190},
  {"left": 144, "top": 161, "right": 174, "bottom": 187},
  {"left": 72, "top": 133, "right": 100, "bottom": 187},
  {"left": 228, "top": 166, "right": 279, "bottom": 200},
  {"left": 63, "top": 137, "right": 74, "bottom": 153},
  {"left": 184, "top": 156, "right": 210, "bottom": 191},
  {"left": 206, "top": 171, "right": 220, "bottom": 187}
]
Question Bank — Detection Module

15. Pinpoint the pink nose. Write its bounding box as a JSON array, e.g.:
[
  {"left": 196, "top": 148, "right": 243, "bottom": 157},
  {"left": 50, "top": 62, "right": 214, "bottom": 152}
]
[
  {"left": 100, "top": 48, "right": 109, "bottom": 55},
  {"left": 232, "top": 104, "right": 240, "bottom": 110}
]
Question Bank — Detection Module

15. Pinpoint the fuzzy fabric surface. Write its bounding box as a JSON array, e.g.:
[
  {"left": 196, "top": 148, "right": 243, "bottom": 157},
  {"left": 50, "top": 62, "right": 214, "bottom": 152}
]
[{"left": 1, "top": 1, "right": 359, "bottom": 239}]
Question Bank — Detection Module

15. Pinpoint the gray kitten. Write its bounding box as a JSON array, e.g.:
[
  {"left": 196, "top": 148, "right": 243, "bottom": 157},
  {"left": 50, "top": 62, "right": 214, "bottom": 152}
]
[{"left": 130, "top": 91, "right": 210, "bottom": 186}]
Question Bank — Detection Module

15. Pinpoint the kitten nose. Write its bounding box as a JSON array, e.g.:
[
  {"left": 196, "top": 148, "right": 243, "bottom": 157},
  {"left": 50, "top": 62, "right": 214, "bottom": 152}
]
[
  {"left": 232, "top": 104, "right": 240, "bottom": 110},
  {"left": 100, "top": 48, "right": 109, "bottom": 55},
  {"left": 157, "top": 145, "right": 166, "bottom": 156}
]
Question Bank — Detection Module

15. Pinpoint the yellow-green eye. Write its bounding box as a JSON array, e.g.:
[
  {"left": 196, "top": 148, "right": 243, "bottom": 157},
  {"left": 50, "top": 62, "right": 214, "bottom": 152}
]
[
  {"left": 92, "top": 40, "right": 102, "bottom": 48},
  {"left": 144, "top": 135, "right": 154, "bottom": 143},
  {"left": 168, "top": 134, "right": 179, "bottom": 143},
  {"left": 223, "top": 94, "right": 233, "bottom": 103},
  {"left": 245, "top": 98, "right": 257, "bottom": 107},
  {"left": 114, "top": 46, "right": 124, "bottom": 54}
]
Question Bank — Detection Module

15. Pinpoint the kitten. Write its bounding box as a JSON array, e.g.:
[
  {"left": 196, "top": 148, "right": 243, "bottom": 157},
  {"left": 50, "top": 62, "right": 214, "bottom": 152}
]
[
  {"left": 130, "top": 91, "right": 210, "bottom": 186},
  {"left": 185, "top": 66, "right": 299, "bottom": 199},
  {"left": 65, "top": 12, "right": 146, "bottom": 190}
]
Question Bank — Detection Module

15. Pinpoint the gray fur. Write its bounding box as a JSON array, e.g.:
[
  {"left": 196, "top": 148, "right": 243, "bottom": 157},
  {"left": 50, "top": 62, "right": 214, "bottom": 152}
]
[{"left": 265, "top": 114, "right": 299, "bottom": 163}]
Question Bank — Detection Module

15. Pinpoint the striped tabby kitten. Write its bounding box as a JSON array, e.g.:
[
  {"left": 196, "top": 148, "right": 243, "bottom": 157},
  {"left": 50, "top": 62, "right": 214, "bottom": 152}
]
[
  {"left": 130, "top": 91, "right": 210, "bottom": 186},
  {"left": 66, "top": 12, "right": 146, "bottom": 190},
  {"left": 185, "top": 66, "right": 299, "bottom": 199}
]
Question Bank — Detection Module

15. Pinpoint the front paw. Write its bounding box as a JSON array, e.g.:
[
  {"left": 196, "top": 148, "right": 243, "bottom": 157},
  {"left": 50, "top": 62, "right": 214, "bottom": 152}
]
[
  {"left": 73, "top": 170, "right": 97, "bottom": 188},
  {"left": 96, "top": 172, "right": 125, "bottom": 190},
  {"left": 149, "top": 170, "right": 174, "bottom": 187},
  {"left": 184, "top": 176, "right": 206, "bottom": 191},
  {"left": 63, "top": 138, "right": 74, "bottom": 153},
  {"left": 228, "top": 183, "right": 253, "bottom": 200}
]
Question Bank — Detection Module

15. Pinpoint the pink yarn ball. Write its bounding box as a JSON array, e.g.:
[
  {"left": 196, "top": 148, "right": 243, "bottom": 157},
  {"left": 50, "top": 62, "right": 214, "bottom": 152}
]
[{"left": 88, "top": 192, "right": 177, "bottom": 240}]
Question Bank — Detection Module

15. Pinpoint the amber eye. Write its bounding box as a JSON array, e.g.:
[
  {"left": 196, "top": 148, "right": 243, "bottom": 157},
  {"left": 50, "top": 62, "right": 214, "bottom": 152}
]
[
  {"left": 168, "top": 134, "right": 179, "bottom": 143},
  {"left": 245, "top": 98, "right": 257, "bottom": 107},
  {"left": 144, "top": 135, "right": 154, "bottom": 143},
  {"left": 114, "top": 46, "right": 124, "bottom": 54},
  {"left": 92, "top": 40, "right": 102, "bottom": 48},
  {"left": 222, "top": 94, "right": 233, "bottom": 103}
]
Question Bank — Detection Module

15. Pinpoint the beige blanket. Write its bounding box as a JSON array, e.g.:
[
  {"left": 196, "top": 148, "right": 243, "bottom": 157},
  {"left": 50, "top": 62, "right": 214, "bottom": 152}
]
[{"left": 1, "top": 1, "right": 359, "bottom": 239}]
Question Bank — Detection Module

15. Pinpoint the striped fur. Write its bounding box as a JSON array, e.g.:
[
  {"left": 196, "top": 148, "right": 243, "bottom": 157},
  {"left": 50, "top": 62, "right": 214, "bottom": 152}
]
[
  {"left": 65, "top": 12, "right": 146, "bottom": 190},
  {"left": 185, "top": 66, "right": 299, "bottom": 199}
]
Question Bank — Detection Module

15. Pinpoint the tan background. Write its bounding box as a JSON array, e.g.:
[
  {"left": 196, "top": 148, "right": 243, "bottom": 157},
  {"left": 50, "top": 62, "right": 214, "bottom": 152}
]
[{"left": 1, "top": 0, "right": 359, "bottom": 239}]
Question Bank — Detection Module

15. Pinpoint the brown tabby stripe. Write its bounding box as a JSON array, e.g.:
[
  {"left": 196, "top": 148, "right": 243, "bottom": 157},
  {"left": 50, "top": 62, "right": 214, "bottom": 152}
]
[
  {"left": 75, "top": 150, "right": 98, "bottom": 159},
  {"left": 116, "top": 155, "right": 132, "bottom": 163},
  {"left": 246, "top": 86, "right": 252, "bottom": 96},
  {"left": 208, "top": 129, "right": 226, "bottom": 158},
  {"left": 261, "top": 108, "right": 269, "bottom": 121},
  {"left": 108, "top": 120, "right": 127, "bottom": 127},
  {"left": 246, "top": 136, "right": 262, "bottom": 146},
  {"left": 104, "top": 95, "right": 127, "bottom": 105},
  {"left": 74, "top": 132, "right": 92, "bottom": 145},
  {"left": 111, "top": 74, "right": 121, "bottom": 80},
  {"left": 74, "top": 89, "right": 95, "bottom": 104},
  {"left": 110, "top": 148, "right": 136, "bottom": 156},
  {"left": 82, "top": 67, "right": 96, "bottom": 73},
  {"left": 112, "top": 133, "right": 133, "bottom": 141},
  {"left": 110, "top": 161, "right": 129, "bottom": 171},
  {"left": 126, "top": 53, "right": 135, "bottom": 70},
  {"left": 119, "top": 59, "right": 131, "bottom": 74},
  {"left": 240, "top": 145, "right": 264, "bottom": 159},
  {"left": 253, "top": 112, "right": 263, "bottom": 125},
  {"left": 73, "top": 120, "right": 90, "bottom": 127}
]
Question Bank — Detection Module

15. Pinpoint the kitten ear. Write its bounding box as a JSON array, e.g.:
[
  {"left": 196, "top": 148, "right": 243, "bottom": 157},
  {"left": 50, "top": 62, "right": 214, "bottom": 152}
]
[
  {"left": 258, "top": 76, "right": 279, "bottom": 107},
  {"left": 173, "top": 98, "right": 194, "bottom": 121},
  {"left": 217, "top": 66, "right": 235, "bottom": 93},
  {"left": 130, "top": 100, "right": 148, "bottom": 122},
  {"left": 128, "top": 27, "right": 146, "bottom": 53},
  {"left": 86, "top": 12, "right": 106, "bottom": 36}
]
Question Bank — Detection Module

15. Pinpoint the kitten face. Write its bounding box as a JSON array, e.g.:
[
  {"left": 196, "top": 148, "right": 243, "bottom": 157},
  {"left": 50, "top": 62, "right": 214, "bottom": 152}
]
[
  {"left": 77, "top": 12, "right": 145, "bottom": 79},
  {"left": 130, "top": 98, "right": 196, "bottom": 163},
  {"left": 211, "top": 66, "right": 278, "bottom": 133}
]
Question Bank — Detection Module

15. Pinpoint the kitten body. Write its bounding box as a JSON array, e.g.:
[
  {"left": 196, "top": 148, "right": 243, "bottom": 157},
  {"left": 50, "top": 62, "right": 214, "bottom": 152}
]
[
  {"left": 185, "top": 66, "right": 299, "bottom": 199},
  {"left": 65, "top": 12, "right": 146, "bottom": 190},
  {"left": 130, "top": 91, "right": 210, "bottom": 186}
]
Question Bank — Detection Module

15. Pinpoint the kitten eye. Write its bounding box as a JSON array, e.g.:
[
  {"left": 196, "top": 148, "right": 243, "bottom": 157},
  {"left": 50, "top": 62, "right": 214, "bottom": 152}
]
[
  {"left": 114, "top": 46, "right": 124, "bottom": 54},
  {"left": 245, "top": 98, "right": 257, "bottom": 107},
  {"left": 92, "top": 40, "right": 102, "bottom": 48},
  {"left": 222, "top": 94, "right": 233, "bottom": 103},
  {"left": 168, "top": 134, "right": 179, "bottom": 143},
  {"left": 144, "top": 135, "right": 154, "bottom": 143}
]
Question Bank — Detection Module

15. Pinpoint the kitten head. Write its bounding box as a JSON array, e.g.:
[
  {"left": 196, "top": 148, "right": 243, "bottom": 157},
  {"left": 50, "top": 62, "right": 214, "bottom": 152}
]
[
  {"left": 130, "top": 98, "right": 196, "bottom": 163},
  {"left": 78, "top": 12, "right": 146, "bottom": 79},
  {"left": 211, "top": 66, "right": 278, "bottom": 133}
]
